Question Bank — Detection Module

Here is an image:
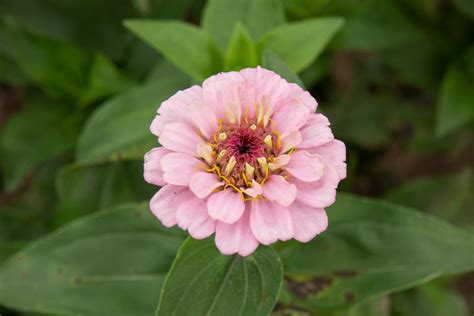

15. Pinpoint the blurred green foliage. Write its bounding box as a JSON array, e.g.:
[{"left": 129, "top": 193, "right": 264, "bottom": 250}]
[{"left": 0, "top": 0, "right": 473, "bottom": 315}]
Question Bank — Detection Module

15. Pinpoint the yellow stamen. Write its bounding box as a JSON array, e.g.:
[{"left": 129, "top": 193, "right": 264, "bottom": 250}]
[
  {"left": 245, "top": 162, "right": 255, "bottom": 181},
  {"left": 257, "top": 157, "right": 268, "bottom": 174},
  {"left": 216, "top": 150, "right": 227, "bottom": 164},
  {"left": 264, "top": 135, "right": 273, "bottom": 150},
  {"left": 250, "top": 124, "right": 257, "bottom": 131},
  {"left": 224, "top": 156, "right": 236, "bottom": 176}
]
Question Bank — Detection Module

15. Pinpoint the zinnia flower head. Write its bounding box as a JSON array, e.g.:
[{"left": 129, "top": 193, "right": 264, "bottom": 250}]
[{"left": 144, "top": 67, "right": 346, "bottom": 256}]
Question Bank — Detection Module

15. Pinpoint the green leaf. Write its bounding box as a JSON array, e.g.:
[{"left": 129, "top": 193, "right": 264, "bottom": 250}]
[
  {"left": 436, "top": 47, "right": 474, "bottom": 136},
  {"left": 55, "top": 161, "right": 155, "bottom": 225},
  {"left": 1, "top": 101, "right": 82, "bottom": 192},
  {"left": 124, "top": 20, "right": 222, "bottom": 81},
  {"left": 76, "top": 61, "right": 190, "bottom": 164},
  {"left": 279, "top": 194, "right": 474, "bottom": 312},
  {"left": 3, "top": 26, "right": 91, "bottom": 98},
  {"left": 333, "top": 296, "right": 389, "bottom": 316},
  {"left": 261, "top": 48, "right": 305, "bottom": 88},
  {"left": 454, "top": 0, "right": 474, "bottom": 19},
  {"left": 384, "top": 169, "right": 474, "bottom": 226},
  {"left": 257, "top": 18, "right": 344, "bottom": 73},
  {"left": 0, "top": 203, "right": 184, "bottom": 316},
  {"left": 156, "top": 237, "right": 283, "bottom": 316},
  {"left": 224, "top": 23, "right": 258, "bottom": 71},
  {"left": 79, "top": 53, "right": 136, "bottom": 106},
  {"left": 202, "top": 0, "right": 285, "bottom": 52},
  {"left": 391, "top": 282, "right": 469, "bottom": 316}
]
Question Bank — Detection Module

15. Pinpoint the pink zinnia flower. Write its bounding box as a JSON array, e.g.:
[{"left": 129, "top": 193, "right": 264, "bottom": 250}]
[{"left": 144, "top": 67, "right": 346, "bottom": 256}]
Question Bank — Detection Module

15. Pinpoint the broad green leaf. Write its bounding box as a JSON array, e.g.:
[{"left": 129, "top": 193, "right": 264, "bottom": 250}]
[
  {"left": 156, "top": 237, "right": 283, "bottom": 316},
  {"left": 1, "top": 102, "right": 82, "bottom": 192},
  {"left": 385, "top": 169, "right": 474, "bottom": 226},
  {"left": 0, "top": 0, "right": 137, "bottom": 59},
  {"left": 282, "top": 0, "right": 330, "bottom": 19},
  {"left": 262, "top": 48, "right": 305, "bottom": 88},
  {"left": 202, "top": 0, "right": 285, "bottom": 52},
  {"left": 257, "top": 18, "right": 344, "bottom": 73},
  {"left": 391, "top": 282, "right": 469, "bottom": 316},
  {"left": 55, "top": 161, "right": 155, "bottom": 225},
  {"left": 279, "top": 194, "right": 474, "bottom": 312},
  {"left": 454, "top": 0, "right": 474, "bottom": 19},
  {"left": 76, "top": 61, "right": 190, "bottom": 164},
  {"left": 79, "top": 53, "right": 136, "bottom": 106},
  {"left": 3, "top": 26, "right": 91, "bottom": 98},
  {"left": 0, "top": 203, "right": 184, "bottom": 316},
  {"left": 124, "top": 20, "right": 222, "bottom": 81},
  {"left": 436, "top": 47, "right": 474, "bottom": 136},
  {"left": 224, "top": 23, "right": 258, "bottom": 71},
  {"left": 333, "top": 297, "right": 389, "bottom": 316}
]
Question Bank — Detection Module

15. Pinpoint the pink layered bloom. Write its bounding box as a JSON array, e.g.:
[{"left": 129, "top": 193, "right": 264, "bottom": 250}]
[{"left": 144, "top": 67, "right": 346, "bottom": 256}]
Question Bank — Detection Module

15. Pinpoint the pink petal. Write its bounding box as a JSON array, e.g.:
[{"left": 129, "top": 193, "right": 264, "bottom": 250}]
[
  {"left": 158, "top": 85, "right": 202, "bottom": 123},
  {"left": 280, "top": 130, "right": 302, "bottom": 153},
  {"left": 299, "top": 114, "right": 334, "bottom": 149},
  {"left": 159, "top": 122, "right": 202, "bottom": 156},
  {"left": 290, "top": 164, "right": 339, "bottom": 208},
  {"left": 150, "top": 115, "right": 164, "bottom": 137},
  {"left": 176, "top": 195, "right": 216, "bottom": 239},
  {"left": 250, "top": 200, "right": 294, "bottom": 245},
  {"left": 262, "top": 175, "right": 297, "bottom": 206},
  {"left": 207, "top": 190, "right": 245, "bottom": 224},
  {"left": 189, "top": 171, "right": 223, "bottom": 198},
  {"left": 215, "top": 209, "right": 259, "bottom": 257},
  {"left": 272, "top": 101, "right": 310, "bottom": 135},
  {"left": 188, "top": 104, "right": 218, "bottom": 139},
  {"left": 308, "top": 139, "right": 347, "bottom": 180},
  {"left": 286, "top": 150, "right": 324, "bottom": 182},
  {"left": 289, "top": 201, "right": 328, "bottom": 242},
  {"left": 149, "top": 185, "right": 192, "bottom": 227},
  {"left": 144, "top": 147, "right": 169, "bottom": 186},
  {"left": 160, "top": 152, "right": 204, "bottom": 186}
]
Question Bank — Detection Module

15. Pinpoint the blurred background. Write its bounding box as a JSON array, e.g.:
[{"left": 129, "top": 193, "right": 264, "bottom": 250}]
[{"left": 0, "top": 0, "right": 473, "bottom": 315}]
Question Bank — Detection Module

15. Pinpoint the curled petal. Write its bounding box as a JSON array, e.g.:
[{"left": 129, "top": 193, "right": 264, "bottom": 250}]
[
  {"left": 308, "top": 139, "right": 347, "bottom": 180},
  {"left": 149, "top": 185, "right": 192, "bottom": 227},
  {"left": 250, "top": 200, "right": 294, "bottom": 245},
  {"left": 176, "top": 195, "right": 216, "bottom": 239},
  {"left": 160, "top": 152, "right": 204, "bottom": 186},
  {"left": 207, "top": 190, "right": 245, "bottom": 224},
  {"left": 299, "top": 114, "right": 334, "bottom": 149},
  {"left": 262, "top": 175, "right": 297, "bottom": 206},
  {"left": 215, "top": 209, "right": 259, "bottom": 257},
  {"left": 289, "top": 202, "right": 328, "bottom": 242},
  {"left": 189, "top": 172, "right": 224, "bottom": 198},
  {"left": 159, "top": 122, "right": 203, "bottom": 156},
  {"left": 144, "top": 147, "right": 169, "bottom": 186},
  {"left": 272, "top": 102, "right": 310, "bottom": 136},
  {"left": 286, "top": 150, "right": 324, "bottom": 182}
]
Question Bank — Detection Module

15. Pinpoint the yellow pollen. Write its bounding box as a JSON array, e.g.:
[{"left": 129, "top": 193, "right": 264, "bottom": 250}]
[
  {"left": 219, "top": 132, "right": 227, "bottom": 141},
  {"left": 250, "top": 124, "right": 257, "bottom": 130},
  {"left": 224, "top": 156, "right": 236, "bottom": 176}
]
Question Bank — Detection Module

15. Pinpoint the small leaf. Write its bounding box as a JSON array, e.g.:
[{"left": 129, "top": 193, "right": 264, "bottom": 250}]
[
  {"left": 261, "top": 48, "right": 305, "bottom": 88},
  {"left": 79, "top": 53, "right": 136, "bottom": 106},
  {"left": 257, "top": 17, "right": 344, "bottom": 73},
  {"left": 55, "top": 161, "right": 155, "bottom": 225},
  {"left": 435, "top": 47, "right": 474, "bottom": 136},
  {"left": 0, "top": 203, "right": 184, "bottom": 316},
  {"left": 224, "top": 23, "right": 258, "bottom": 71},
  {"left": 156, "top": 238, "right": 283, "bottom": 316},
  {"left": 202, "top": 0, "right": 285, "bottom": 52},
  {"left": 1, "top": 101, "right": 82, "bottom": 192},
  {"left": 76, "top": 61, "right": 190, "bottom": 164},
  {"left": 124, "top": 20, "right": 222, "bottom": 81},
  {"left": 279, "top": 194, "right": 474, "bottom": 312}
]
